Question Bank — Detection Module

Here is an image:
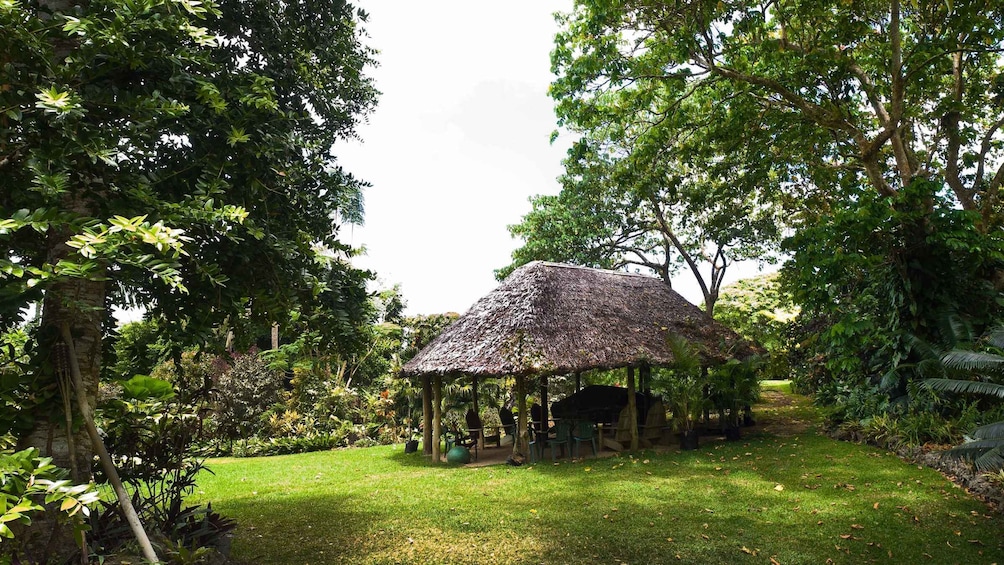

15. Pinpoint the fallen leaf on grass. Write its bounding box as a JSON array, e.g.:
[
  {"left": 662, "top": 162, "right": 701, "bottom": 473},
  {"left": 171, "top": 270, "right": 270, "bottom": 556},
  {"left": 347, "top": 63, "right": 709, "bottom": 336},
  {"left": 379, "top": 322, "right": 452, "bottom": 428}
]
[
  {"left": 774, "top": 484, "right": 784, "bottom": 491},
  {"left": 850, "top": 524, "right": 863, "bottom": 530}
]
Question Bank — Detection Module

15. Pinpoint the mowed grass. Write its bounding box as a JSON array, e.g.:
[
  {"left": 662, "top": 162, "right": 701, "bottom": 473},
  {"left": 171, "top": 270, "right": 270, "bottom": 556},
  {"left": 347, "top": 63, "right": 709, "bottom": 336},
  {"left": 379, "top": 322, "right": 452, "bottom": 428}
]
[{"left": 192, "top": 391, "right": 1004, "bottom": 564}]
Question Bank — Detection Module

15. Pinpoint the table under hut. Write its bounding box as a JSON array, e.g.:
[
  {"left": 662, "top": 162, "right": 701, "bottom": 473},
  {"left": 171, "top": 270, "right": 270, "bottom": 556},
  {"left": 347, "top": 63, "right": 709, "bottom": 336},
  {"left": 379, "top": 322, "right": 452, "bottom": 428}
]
[{"left": 400, "top": 261, "right": 758, "bottom": 463}]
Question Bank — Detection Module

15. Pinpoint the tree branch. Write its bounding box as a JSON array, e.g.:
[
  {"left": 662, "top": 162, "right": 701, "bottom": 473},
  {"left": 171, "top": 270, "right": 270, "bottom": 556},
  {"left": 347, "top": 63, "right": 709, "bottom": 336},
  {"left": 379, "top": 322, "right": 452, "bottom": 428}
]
[{"left": 648, "top": 199, "right": 712, "bottom": 315}]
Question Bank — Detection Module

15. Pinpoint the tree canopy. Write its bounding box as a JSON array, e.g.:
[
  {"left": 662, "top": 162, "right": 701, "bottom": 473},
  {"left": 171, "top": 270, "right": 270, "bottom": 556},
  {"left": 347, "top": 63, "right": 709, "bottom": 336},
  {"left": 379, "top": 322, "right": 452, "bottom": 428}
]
[
  {"left": 549, "top": 0, "right": 1004, "bottom": 223},
  {"left": 0, "top": 0, "right": 379, "bottom": 469}
]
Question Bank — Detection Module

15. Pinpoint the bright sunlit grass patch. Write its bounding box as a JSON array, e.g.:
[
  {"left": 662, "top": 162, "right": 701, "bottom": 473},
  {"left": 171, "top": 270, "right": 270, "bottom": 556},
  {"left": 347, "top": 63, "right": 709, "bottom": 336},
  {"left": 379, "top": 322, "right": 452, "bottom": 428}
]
[
  {"left": 761, "top": 379, "right": 793, "bottom": 393},
  {"left": 191, "top": 390, "right": 1004, "bottom": 564}
]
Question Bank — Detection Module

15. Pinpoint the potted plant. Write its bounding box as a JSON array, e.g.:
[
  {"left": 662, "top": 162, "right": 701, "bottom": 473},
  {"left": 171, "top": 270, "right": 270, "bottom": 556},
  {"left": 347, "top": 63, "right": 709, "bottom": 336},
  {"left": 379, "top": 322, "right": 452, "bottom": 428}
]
[
  {"left": 710, "top": 357, "right": 762, "bottom": 440},
  {"left": 668, "top": 375, "right": 707, "bottom": 450},
  {"left": 654, "top": 335, "right": 708, "bottom": 450}
]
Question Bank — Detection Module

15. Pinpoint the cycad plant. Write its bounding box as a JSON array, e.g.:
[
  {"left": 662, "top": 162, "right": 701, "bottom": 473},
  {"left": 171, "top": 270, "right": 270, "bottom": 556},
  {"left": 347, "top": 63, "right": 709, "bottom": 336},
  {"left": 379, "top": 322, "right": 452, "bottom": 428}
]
[
  {"left": 709, "top": 357, "right": 762, "bottom": 439},
  {"left": 922, "top": 328, "right": 1004, "bottom": 471},
  {"left": 653, "top": 336, "right": 708, "bottom": 449}
]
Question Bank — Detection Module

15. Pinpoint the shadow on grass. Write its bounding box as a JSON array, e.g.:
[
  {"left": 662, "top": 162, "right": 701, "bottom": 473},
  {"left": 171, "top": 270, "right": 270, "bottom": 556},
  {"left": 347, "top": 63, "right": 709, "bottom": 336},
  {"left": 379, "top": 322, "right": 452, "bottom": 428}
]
[
  {"left": 387, "top": 449, "right": 437, "bottom": 468},
  {"left": 206, "top": 391, "right": 1004, "bottom": 564}
]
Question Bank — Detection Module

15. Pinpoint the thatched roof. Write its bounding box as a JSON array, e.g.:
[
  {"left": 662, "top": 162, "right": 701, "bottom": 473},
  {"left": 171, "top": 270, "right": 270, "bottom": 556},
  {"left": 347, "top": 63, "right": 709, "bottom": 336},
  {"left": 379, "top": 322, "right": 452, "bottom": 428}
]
[{"left": 402, "top": 261, "right": 756, "bottom": 378}]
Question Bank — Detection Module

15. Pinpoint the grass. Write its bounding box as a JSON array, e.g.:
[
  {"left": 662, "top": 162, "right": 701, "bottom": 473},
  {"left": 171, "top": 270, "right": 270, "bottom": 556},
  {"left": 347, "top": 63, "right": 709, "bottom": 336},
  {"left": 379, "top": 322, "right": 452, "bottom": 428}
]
[
  {"left": 192, "top": 391, "right": 1004, "bottom": 564},
  {"left": 761, "top": 379, "right": 794, "bottom": 394}
]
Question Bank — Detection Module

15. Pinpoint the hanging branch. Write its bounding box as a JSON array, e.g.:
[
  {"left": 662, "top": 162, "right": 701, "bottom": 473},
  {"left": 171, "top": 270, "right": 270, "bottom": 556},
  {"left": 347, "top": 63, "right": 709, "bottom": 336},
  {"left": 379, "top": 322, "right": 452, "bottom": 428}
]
[{"left": 59, "top": 323, "right": 161, "bottom": 564}]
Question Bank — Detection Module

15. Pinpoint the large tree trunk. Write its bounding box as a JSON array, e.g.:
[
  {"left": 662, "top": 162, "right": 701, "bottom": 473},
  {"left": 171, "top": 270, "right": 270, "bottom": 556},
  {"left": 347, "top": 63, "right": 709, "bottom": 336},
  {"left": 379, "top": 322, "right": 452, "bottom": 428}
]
[{"left": 18, "top": 196, "right": 106, "bottom": 476}]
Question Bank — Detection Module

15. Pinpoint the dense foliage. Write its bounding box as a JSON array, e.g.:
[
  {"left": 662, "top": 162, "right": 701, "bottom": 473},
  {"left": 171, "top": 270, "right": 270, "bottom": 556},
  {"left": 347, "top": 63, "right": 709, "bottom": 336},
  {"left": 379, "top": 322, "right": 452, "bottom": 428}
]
[
  {"left": 0, "top": 0, "right": 378, "bottom": 452},
  {"left": 532, "top": 0, "right": 1004, "bottom": 459},
  {"left": 713, "top": 273, "right": 797, "bottom": 380},
  {"left": 1, "top": 0, "right": 379, "bottom": 557}
]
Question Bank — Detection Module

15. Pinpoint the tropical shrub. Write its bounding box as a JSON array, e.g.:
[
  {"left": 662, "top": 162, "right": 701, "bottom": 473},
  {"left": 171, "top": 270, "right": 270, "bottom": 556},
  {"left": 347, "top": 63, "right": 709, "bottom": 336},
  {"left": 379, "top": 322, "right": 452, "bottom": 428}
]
[
  {"left": 782, "top": 178, "right": 1004, "bottom": 403},
  {"left": 92, "top": 377, "right": 234, "bottom": 558},
  {"left": 922, "top": 331, "right": 1004, "bottom": 471},
  {"left": 211, "top": 351, "right": 285, "bottom": 444},
  {"left": 106, "top": 320, "right": 170, "bottom": 382},
  {"left": 709, "top": 357, "right": 762, "bottom": 430},
  {"left": 650, "top": 336, "right": 707, "bottom": 434},
  {"left": 0, "top": 437, "right": 100, "bottom": 563}
]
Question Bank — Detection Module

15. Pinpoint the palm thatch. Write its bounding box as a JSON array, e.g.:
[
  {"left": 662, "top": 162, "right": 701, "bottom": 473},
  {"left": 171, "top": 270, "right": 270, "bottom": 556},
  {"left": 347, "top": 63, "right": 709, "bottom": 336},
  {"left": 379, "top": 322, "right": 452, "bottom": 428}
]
[{"left": 402, "top": 261, "right": 757, "bottom": 379}]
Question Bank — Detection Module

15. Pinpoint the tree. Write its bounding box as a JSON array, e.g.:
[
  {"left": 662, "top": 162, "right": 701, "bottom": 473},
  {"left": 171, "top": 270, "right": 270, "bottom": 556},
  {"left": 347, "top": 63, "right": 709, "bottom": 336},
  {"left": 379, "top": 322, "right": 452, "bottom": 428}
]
[
  {"left": 1, "top": 0, "right": 377, "bottom": 478},
  {"left": 505, "top": 8, "right": 791, "bottom": 315},
  {"left": 548, "top": 0, "right": 1004, "bottom": 380},
  {"left": 552, "top": 0, "right": 1004, "bottom": 229}
]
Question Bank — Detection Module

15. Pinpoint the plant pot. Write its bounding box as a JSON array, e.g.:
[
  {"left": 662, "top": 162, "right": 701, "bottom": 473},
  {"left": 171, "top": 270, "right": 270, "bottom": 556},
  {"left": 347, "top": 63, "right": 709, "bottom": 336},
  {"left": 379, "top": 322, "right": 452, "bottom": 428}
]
[
  {"left": 724, "top": 426, "right": 741, "bottom": 441},
  {"left": 445, "top": 446, "right": 471, "bottom": 464},
  {"left": 404, "top": 439, "right": 419, "bottom": 453},
  {"left": 679, "top": 430, "right": 699, "bottom": 451}
]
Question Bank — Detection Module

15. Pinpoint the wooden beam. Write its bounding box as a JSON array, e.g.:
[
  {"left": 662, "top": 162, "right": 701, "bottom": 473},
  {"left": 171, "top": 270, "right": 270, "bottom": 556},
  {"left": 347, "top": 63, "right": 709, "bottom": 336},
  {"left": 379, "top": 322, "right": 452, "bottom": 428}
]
[
  {"left": 540, "top": 375, "right": 549, "bottom": 428},
  {"left": 516, "top": 374, "right": 527, "bottom": 456},
  {"left": 627, "top": 366, "right": 639, "bottom": 451},
  {"left": 472, "top": 375, "right": 482, "bottom": 449},
  {"left": 575, "top": 372, "right": 581, "bottom": 392},
  {"left": 422, "top": 376, "right": 432, "bottom": 455},
  {"left": 433, "top": 375, "right": 442, "bottom": 463}
]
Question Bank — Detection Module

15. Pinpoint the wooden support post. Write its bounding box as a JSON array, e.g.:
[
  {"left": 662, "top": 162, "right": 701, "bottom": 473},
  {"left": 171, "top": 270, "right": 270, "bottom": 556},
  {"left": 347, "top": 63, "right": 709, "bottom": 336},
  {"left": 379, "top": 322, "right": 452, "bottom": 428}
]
[
  {"left": 422, "top": 376, "right": 432, "bottom": 455},
  {"left": 516, "top": 374, "right": 527, "bottom": 455},
  {"left": 702, "top": 366, "right": 711, "bottom": 424},
  {"left": 540, "top": 375, "right": 549, "bottom": 428},
  {"left": 640, "top": 364, "right": 651, "bottom": 394},
  {"left": 627, "top": 366, "right": 639, "bottom": 451},
  {"left": 575, "top": 372, "right": 581, "bottom": 393},
  {"left": 433, "top": 375, "right": 442, "bottom": 463},
  {"left": 472, "top": 375, "right": 482, "bottom": 449}
]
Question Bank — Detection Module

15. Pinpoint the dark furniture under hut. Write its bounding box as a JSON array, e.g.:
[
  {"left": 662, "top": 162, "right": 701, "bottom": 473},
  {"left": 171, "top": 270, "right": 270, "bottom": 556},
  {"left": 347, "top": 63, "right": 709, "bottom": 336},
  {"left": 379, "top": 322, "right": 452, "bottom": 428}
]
[{"left": 401, "top": 261, "right": 758, "bottom": 463}]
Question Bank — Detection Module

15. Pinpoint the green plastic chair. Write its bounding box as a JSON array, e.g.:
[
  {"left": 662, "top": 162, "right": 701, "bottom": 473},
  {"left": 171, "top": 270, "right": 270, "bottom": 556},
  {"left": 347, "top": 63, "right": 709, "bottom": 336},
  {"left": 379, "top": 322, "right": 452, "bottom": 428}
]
[
  {"left": 572, "top": 420, "right": 598, "bottom": 458},
  {"left": 528, "top": 425, "right": 543, "bottom": 464},
  {"left": 549, "top": 420, "right": 572, "bottom": 462}
]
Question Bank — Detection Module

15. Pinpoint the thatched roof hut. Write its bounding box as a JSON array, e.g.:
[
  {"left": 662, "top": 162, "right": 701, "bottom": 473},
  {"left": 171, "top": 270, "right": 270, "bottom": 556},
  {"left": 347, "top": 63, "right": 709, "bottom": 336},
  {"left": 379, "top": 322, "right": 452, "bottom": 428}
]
[
  {"left": 402, "top": 261, "right": 755, "bottom": 379},
  {"left": 404, "top": 261, "right": 758, "bottom": 462}
]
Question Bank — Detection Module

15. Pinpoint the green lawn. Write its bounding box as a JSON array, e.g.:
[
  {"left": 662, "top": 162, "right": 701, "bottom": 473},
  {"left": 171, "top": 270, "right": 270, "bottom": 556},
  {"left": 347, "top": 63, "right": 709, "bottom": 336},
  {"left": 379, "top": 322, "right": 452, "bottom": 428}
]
[{"left": 192, "top": 391, "right": 1003, "bottom": 564}]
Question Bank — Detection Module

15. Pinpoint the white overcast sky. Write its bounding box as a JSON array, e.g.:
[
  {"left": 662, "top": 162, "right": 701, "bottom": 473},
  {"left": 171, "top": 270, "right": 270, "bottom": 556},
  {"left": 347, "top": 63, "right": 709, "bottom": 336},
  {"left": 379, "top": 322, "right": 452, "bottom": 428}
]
[{"left": 337, "top": 0, "right": 768, "bottom": 316}]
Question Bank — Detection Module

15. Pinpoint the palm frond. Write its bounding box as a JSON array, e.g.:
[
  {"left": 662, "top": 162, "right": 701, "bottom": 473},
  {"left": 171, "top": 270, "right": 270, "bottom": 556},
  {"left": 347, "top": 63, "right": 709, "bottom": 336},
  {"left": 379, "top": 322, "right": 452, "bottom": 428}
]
[
  {"left": 987, "top": 326, "right": 1004, "bottom": 350},
  {"left": 879, "top": 367, "right": 901, "bottom": 391},
  {"left": 940, "top": 350, "right": 1004, "bottom": 373},
  {"left": 922, "top": 378, "right": 1004, "bottom": 398},
  {"left": 946, "top": 315, "right": 975, "bottom": 347},
  {"left": 942, "top": 442, "right": 1004, "bottom": 471},
  {"left": 914, "top": 358, "right": 945, "bottom": 380},
  {"left": 904, "top": 333, "right": 939, "bottom": 361},
  {"left": 666, "top": 334, "right": 700, "bottom": 377},
  {"left": 953, "top": 439, "right": 1004, "bottom": 450},
  {"left": 974, "top": 448, "right": 1004, "bottom": 472},
  {"left": 971, "top": 420, "right": 1004, "bottom": 440}
]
